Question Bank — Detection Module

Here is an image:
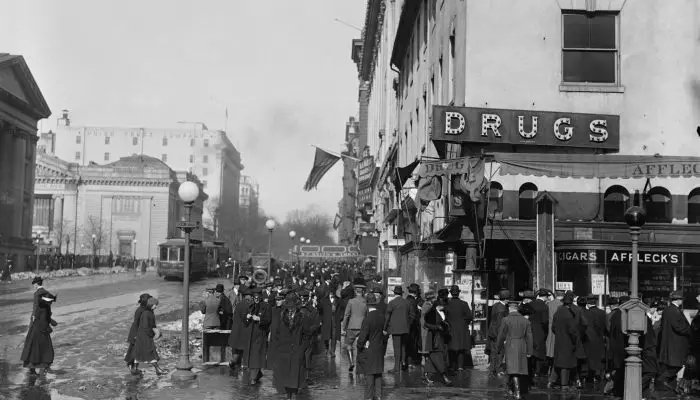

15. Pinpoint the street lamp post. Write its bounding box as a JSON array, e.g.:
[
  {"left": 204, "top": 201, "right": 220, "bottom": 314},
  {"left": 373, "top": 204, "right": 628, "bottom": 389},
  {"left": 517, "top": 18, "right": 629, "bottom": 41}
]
[
  {"left": 91, "top": 234, "right": 97, "bottom": 269},
  {"left": 265, "top": 219, "right": 276, "bottom": 278},
  {"left": 172, "top": 181, "right": 200, "bottom": 382},
  {"left": 622, "top": 204, "right": 647, "bottom": 400},
  {"left": 65, "top": 235, "right": 72, "bottom": 269},
  {"left": 32, "top": 231, "right": 43, "bottom": 274},
  {"left": 289, "top": 230, "right": 296, "bottom": 268},
  {"left": 299, "top": 237, "right": 306, "bottom": 272}
]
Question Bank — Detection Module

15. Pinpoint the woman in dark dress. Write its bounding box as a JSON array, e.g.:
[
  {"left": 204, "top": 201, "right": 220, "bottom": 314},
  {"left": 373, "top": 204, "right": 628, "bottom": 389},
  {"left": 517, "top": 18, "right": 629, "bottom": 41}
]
[
  {"left": 132, "top": 297, "right": 167, "bottom": 375},
  {"left": 20, "top": 277, "right": 57, "bottom": 374},
  {"left": 272, "top": 294, "right": 308, "bottom": 399},
  {"left": 423, "top": 297, "right": 452, "bottom": 385},
  {"left": 124, "top": 293, "right": 151, "bottom": 372}
]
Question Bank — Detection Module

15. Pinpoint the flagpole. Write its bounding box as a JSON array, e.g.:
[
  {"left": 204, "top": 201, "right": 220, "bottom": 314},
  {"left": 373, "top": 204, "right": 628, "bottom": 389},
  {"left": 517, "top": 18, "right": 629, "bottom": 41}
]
[
  {"left": 309, "top": 144, "right": 359, "bottom": 162},
  {"left": 224, "top": 107, "right": 228, "bottom": 133}
]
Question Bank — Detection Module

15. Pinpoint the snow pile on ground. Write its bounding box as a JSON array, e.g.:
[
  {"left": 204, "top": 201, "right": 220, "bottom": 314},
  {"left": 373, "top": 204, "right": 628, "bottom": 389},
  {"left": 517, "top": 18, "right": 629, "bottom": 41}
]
[
  {"left": 159, "top": 311, "right": 204, "bottom": 333},
  {"left": 9, "top": 266, "right": 131, "bottom": 281}
]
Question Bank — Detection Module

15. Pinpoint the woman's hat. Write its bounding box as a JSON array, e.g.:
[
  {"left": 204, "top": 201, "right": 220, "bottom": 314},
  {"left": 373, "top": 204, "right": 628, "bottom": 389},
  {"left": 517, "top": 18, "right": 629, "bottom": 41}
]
[{"left": 31, "top": 276, "right": 43, "bottom": 285}]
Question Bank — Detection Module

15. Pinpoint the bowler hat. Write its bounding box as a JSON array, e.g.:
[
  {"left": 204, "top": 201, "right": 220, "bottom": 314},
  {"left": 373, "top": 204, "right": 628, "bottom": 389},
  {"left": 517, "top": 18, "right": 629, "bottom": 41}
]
[
  {"left": 282, "top": 297, "right": 299, "bottom": 309},
  {"left": 31, "top": 276, "right": 43, "bottom": 285},
  {"left": 607, "top": 296, "right": 619, "bottom": 306},
  {"left": 352, "top": 278, "right": 366, "bottom": 289},
  {"left": 670, "top": 290, "right": 684, "bottom": 300},
  {"left": 536, "top": 288, "right": 550, "bottom": 298},
  {"left": 522, "top": 290, "right": 535, "bottom": 299},
  {"left": 215, "top": 283, "right": 225, "bottom": 293},
  {"left": 298, "top": 289, "right": 310, "bottom": 298},
  {"left": 424, "top": 290, "right": 436, "bottom": 300},
  {"left": 587, "top": 295, "right": 598, "bottom": 304},
  {"left": 371, "top": 287, "right": 383, "bottom": 295},
  {"left": 438, "top": 288, "right": 449, "bottom": 299},
  {"left": 449, "top": 285, "right": 460, "bottom": 294},
  {"left": 408, "top": 283, "right": 420, "bottom": 293},
  {"left": 563, "top": 290, "right": 575, "bottom": 305},
  {"left": 508, "top": 300, "right": 521, "bottom": 308},
  {"left": 393, "top": 286, "right": 403, "bottom": 295}
]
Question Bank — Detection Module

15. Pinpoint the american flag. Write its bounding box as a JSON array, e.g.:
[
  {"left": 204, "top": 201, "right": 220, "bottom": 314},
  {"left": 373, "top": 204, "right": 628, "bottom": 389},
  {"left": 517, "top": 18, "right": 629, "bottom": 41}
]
[{"left": 303, "top": 147, "right": 340, "bottom": 191}]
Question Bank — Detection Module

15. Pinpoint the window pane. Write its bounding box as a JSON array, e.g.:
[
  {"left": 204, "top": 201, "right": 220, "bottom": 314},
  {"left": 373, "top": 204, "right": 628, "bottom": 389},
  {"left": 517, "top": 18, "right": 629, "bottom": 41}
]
[
  {"left": 160, "top": 247, "right": 168, "bottom": 260},
  {"left": 589, "top": 15, "right": 616, "bottom": 49},
  {"left": 563, "top": 14, "right": 589, "bottom": 48},
  {"left": 563, "top": 51, "right": 615, "bottom": 83}
]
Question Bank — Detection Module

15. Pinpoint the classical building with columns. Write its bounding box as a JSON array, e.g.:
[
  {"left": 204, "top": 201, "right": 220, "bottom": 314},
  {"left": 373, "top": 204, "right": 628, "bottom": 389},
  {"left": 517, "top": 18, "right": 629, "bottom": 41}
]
[
  {"left": 33, "top": 153, "right": 210, "bottom": 267},
  {"left": 0, "top": 54, "right": 52, "bottom": 272}
]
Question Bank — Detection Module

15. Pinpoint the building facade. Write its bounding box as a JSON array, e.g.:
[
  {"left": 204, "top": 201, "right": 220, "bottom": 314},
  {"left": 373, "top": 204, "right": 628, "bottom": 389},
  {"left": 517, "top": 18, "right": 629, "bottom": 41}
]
[
  {"left": 338, "top": 116, "right": 361, "bottom": 245},
  {"left": 38, "top": 113, "right": 243, "bottom": 237},
  {"left": 239, "top": 175, "right": 259, "bottom": 220},
  {"left": 0, "top": 54, "right": 52, "bottom": 273},
  {"left": 32, "top": 153, "right": 207, "bottom": 266},
  {"left": 359, "top": 0, "right": 700, "bottom": 308}
]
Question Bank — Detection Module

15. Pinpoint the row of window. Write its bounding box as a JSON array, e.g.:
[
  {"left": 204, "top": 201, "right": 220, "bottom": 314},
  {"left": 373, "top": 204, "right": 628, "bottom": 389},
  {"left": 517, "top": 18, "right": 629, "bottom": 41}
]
[
  {"left": 79, "top": 152, "right": 211, "bottom": 166},
  {"left": 487, "top": 183, "right": 700, "bottom": 223},
  {"left": 76, "top": 136, "right": 211, "bottom": 147}
]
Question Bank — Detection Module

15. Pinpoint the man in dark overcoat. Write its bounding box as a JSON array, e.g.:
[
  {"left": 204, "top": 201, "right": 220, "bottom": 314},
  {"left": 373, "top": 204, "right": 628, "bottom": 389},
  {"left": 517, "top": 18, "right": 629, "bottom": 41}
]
[
  {"left": 299, "top": 289, "right": 321, "bottom": 384},
  {"left": 550, "top": 291, "right": 580, "bottom": 390},
  {"left": 581, "top": 295, "right": 606, "bottom": 381},
  {"left": 243, "top": 287, "right": 271, "bottom": 385},
  {"left": 488, "top": 289, "right": 510, "bottom": 376},
  {"left": 406, "top": 283, "right": 422, "bottom": 367},
  {"left": 657, "top": 290, "right": 691, "bottom": 392},
  {"left": 383, "top": 285, "right": 410, "bottom": 373},
  {"left": 496, "top": 300, "right": 533, "bottom": 399},
  {"left": 318, "top": 288, "right": 342, "bottom": 357},
  {"left": 604, "top": 296, "right": 626, "bottom": 397},
  {"left": 228, "top": 288, "right": 253, "bottom": 369},
  {"left": 445, "top": 285, "right": 473, "bottom": 372},
  {"left": 216, "top": 284, "right": 233, "bottom": 330},
  {"left": 357, "top": 293, "right": 386, "bottom": 400},
  {"left": 528, "top": 289, "right": 550, "bottom": 377}
]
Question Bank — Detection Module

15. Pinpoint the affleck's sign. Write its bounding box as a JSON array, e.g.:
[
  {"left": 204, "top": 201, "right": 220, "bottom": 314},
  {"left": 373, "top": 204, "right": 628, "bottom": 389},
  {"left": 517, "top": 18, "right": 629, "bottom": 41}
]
[{"left": 432, "top": 106, "right": 620, "bottom": 151}]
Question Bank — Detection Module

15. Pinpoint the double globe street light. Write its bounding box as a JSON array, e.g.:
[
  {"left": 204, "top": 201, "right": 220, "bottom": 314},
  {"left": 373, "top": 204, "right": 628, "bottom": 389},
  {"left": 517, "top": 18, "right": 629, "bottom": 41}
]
[{"left": 172, "top": 181, "right": 200, "bottom": 382}]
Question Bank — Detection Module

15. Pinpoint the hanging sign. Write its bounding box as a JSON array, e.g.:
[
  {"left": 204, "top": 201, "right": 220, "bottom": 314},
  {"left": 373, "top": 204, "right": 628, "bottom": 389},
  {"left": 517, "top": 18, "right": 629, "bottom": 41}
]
[
  {"left": 556, "top": 281, "right": 573, "bottom": 291},
  {"left": 591, "top": 274, "right": 606, "bottom": 295}
]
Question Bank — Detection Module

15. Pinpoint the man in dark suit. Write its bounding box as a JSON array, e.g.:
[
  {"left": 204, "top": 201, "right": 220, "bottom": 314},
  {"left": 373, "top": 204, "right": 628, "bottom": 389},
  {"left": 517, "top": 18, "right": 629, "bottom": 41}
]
[
  {"left": 445, "top": 285, "right": 473, "bottom": 372},
  {"left": 357, "top": 293, "right": 386, "bottom": 400},
  {"left": 217, "top": 284, "right": 233, "bottom": 330},
  {"left": 406, "top": 283, "right": 422, "bottom": 367},
  {"left": 605, "top": 295, "right": 626, "bottom": 397},
  {"left": 657, "top": 290, "right": 691, "bottom": 392},
  {"left": 528, "top": 289, "right": 549, "bottom": 377},
  {"left": 384, "top": 286, "right": 410, "bottom": 373},
  {"left": 581, "top": 295, "right": 606, "bottom": 382},
  {"left": 488, "top": 289, "right": 510, "bottom": 376}
]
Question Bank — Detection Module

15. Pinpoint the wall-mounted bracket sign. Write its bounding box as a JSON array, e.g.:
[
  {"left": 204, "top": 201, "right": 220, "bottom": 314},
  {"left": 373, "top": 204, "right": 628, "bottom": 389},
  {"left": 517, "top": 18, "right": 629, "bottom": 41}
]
[{"left": 432, "top": 106, "right": 620, "bottom": 151}]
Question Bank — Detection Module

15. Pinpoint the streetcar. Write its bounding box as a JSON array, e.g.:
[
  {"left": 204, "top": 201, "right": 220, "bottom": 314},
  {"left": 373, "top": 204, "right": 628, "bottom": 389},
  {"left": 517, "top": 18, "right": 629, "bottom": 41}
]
[
  {"left": 203, "top": 240, "right": 230, "bottom": 277},
  {"left": 156, "top": 238, "right": 208, "bottom": 280}
]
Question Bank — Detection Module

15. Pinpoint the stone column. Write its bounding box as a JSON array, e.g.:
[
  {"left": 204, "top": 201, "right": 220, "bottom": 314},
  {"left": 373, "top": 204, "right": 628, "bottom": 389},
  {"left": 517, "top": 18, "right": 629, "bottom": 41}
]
[
  {"left": 0, "top": 123, "right": 13, "bottom": 238},
  {"left": 12, "top": 128, "right": 25, "bottom": 240},
  {"left": 54, "top": 196, "right": 64, "bottom": 252}
]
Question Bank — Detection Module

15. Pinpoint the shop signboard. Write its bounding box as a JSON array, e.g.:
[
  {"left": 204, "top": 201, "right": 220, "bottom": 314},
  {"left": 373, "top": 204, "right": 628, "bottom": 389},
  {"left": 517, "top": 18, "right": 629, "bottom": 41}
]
[
  {"left": 470, "top": 343, "right": 489, "bottom": 366},
  {"left": 591, "top": 273, "right": 606, "bottom": 295},
  {"left": 556, "top": 281, "right": 573, "bottom": 291},
  {"left": 606, "top": 250, "right": 681, "bottom": 266},
  {"left": 359, "top": 222, "right": 376, "bottom": 233},
  {"left": 445, "top": 252, "right": 455, "bottom": 274},
  {"left": 444, "top": 276, "right": 453, "bottom": 286},
  {"left": 358, "top": 156, "right": 375, "bottom": 186},
  {"left": 432, "top": 106, "right": 620, "bottom": 151}
]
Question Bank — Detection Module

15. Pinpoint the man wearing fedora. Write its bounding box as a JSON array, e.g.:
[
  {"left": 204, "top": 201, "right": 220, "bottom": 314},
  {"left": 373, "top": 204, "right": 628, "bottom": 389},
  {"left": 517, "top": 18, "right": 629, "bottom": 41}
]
[
  {"left": 200, "top": 287, "right": 222, "bottom": 330},
  {"left": 528, "top": 289, "right": 550, "bottom": 378},
  {"left": 342, "top": 277, "right": 368, "bottom": 373},
  {"left": 445, "top": 285, "right": 473, "bottom": 372},
  {"left": 357, "top": 292, "right": 386, "bottom": 400},
  {"left": 488, "top": 289, "right": 510, "bottom": 377},
  {"left": 406, "top": 283, "right": 422, "bottom": 368},
  {"left": 657, "top": 290, "right": 691, "bottom": 393},
  {"left": 216, "top": 283, "right": 233, "bottom": 330},
  {"left": 384, "top": 285, "right": 410, "bottom": 373}
]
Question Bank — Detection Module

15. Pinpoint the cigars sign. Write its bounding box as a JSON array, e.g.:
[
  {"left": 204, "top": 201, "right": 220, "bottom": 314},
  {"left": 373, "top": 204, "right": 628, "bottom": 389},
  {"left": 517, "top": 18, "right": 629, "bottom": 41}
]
[{"left": 432, "top": 106, "right": 620, "bottom": 151}]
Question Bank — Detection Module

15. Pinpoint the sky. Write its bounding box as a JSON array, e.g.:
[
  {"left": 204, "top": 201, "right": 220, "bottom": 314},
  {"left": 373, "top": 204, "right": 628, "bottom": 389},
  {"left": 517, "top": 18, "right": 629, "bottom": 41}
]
[{"left": 2, "top": 0, "right": 366, "bottom": 222}]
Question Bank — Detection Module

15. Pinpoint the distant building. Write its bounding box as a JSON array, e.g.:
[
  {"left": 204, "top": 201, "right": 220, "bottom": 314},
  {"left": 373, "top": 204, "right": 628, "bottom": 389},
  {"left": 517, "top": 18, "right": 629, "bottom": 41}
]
[
  {"left": 239, "top": 175, "right": 259, "bottom": 220},
  {"left": 38, "top": 113, "right": 243, "bottom": 236},
  {"left": 33, "top": 153, "right": 208, "bottom": 264},
  {"left": 337, "top": 117, "right": 361, "bottom": 245},
  {"left": 0, "top": 54, "right": 52, "bottom": 272}
]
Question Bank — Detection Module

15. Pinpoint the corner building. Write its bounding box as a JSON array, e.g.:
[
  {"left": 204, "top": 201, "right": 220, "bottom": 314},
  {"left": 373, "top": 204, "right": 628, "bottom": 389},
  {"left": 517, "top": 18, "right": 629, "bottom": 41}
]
[{"left": 366, "top": 0, "right": 700, "bottom": 318}]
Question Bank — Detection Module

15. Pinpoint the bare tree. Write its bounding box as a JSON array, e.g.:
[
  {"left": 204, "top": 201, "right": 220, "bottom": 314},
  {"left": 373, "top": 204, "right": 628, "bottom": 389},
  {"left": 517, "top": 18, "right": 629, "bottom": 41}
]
[
  {"left": 52, "top": 219, "right": 75, "bottom": 254},
  {"left": 284, "top": 205, "right": 335, "bottom": 244},
  {"left": 82, "top": 215, "right": 109, "bottom": 256},
  {"left": 204, "top": 196, "right": 221, "bottom": 234}
]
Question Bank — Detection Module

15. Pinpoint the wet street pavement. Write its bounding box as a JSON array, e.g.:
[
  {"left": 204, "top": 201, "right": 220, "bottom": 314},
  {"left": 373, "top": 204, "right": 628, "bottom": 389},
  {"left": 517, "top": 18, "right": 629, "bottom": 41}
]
[{"left": 1, "top": 274, "right": 700, "bottom": 399}]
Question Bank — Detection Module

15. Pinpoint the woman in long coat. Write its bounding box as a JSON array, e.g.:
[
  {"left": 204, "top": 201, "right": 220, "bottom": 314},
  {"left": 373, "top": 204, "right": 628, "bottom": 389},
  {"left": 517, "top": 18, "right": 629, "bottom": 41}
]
[
  {"left": 242, "top": 288, "right": 271, "bottom": 385},
  {"left": 132, "top": 297, "right": 167, "bottom": 375},
  {"left": 551, "top": 292, "right": 579, "bottom": 388},
  {"left": 21, "top": 277, "right": 57, "bottom": 374},
  {"left": 273, "top": 295, "right": 309, "bottom": 400},
  {"left": 496, "top": 301, "right": 533, "bottom": 399},
  {"left": 423, "top": 297, "right": 452, "bottom": 385},
  {"left": 124, "top": 293, "right": 150, "bottom": 372},
  {"left": 357, "top": 293, "right": 386, "bottom": 400}
]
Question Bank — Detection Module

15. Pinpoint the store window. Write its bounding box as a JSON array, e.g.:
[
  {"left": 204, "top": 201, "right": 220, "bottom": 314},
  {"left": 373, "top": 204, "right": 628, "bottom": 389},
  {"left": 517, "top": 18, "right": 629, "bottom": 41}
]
[
  {"left": 562, "top": 12, "right": 618, "bottom": 84},
  {"left": 518, "top": 183, "right": 538, "bottom": 220},
  {"left": 689, "top": 188, "right": 700, "bottom": 224},
  {"left": 645, "top": 186, "right": 672, "bottom": 223},
  {"left": 488, "top": 181, "right": 503, "bottom": 218},
  {"left": 603, "top": 185, "right": 629, "bottom": 222}
]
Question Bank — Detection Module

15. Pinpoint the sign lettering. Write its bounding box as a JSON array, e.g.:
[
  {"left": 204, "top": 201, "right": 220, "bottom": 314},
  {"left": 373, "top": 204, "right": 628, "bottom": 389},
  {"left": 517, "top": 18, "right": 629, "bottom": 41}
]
[
  {"left": 432, "top": 106, "right": 620, "bottom": 151},
  {"left": 557, "top": 249, "right": 682, "bottom": 266}
]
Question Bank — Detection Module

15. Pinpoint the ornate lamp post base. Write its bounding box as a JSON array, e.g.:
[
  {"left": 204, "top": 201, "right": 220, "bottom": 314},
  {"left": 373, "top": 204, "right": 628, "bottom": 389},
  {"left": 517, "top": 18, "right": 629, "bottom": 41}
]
[{"left": 171, "top": 358, "right": 195, "bottom": 382}]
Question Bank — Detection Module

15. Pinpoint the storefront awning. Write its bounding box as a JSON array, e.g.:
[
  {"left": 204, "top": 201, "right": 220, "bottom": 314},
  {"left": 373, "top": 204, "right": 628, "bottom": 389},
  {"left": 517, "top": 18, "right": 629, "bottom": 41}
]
[{"left": 419, "top": 153, "right": 700, "bottom": 179}]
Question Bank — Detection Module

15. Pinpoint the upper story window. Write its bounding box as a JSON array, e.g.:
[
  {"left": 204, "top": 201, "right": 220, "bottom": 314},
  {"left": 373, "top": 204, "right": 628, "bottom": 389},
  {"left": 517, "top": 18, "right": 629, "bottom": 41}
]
[
  {"left": 189, "top": 154, "right": 194, "bottom": 163},
  {"left": 518, "top": 183, "right": 538, "bottom": 220},
  {"left": 105, "top": 136, "right": 110, "bottom": 145},
  {"left": 689, "top": 188, "right": 700, "bottom": 224},
  {"left": 162, "top": 154, "right": 168, "bottom": 162},
  {"left": 133, "top": 137, "right": 138, "bottom": 145},
  {"left": 562, "top": 12, "right": 617, "bottom": 84},
  {"left": 190, "top": 138, "right": 195, "bottom": 146},
  {"left": 162, "top": 137, "right": 168, "bottom": 146},
  {"left": 203, "top": 155, "right": 209, "bottom": 163},
  {"left": 75, "top": 151, "right": 81, "bottom": 160},
  {"left": 202, "top": 168, "right": 208, "bottom": 176},
  {"left": 603, "top": 185, "right": 629, "bottom": 222},
  {"left": 76, "top": 135, "right": 81, "bottom": 144},
  {"left": 488, "top": 182, "right": 504, "bottom": 218},
  {"left": 104, "top": 152, "right": 110, "bottom": 161},
  {"left": 645, "top": 186, "right": 672, "bottom": 223},
  {"left": 204, "top": 139, "right": 209, "bottom": 147}
]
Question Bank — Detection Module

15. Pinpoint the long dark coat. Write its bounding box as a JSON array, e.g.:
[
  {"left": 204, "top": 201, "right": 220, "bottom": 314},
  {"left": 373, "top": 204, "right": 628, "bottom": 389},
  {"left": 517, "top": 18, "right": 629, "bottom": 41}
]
[
  {"left": 572, "top": 304, "right": 588, "bottom": 360},
  {"left": 528, "top": 298, "right": 549, "bottom": 360},
  {"left": 273, "top": 309, "right": 309, "bottom": 391},
  {"left": 384, "top": 296, "right": 410, "bottom": 335},
  {"left": 319, "top": 295, "right": 342, "bottom": 341},
  {"left": 21, "top": 288, "right": 55, "bottom": 368},
  {"left": 581, "top": 306, "right": 606, "bottom": 372},
  {"left": 496, "top": 311, "right": 533, "bottom": 375},
  {"left": 357, "top": 308, "right": 386, "bottom": 375},
  {"left": 551, "top": 304, "right": 580, "bottom": 369},
  {"left": 229, "top": 299, "right": 253, "bottom": 351},
  {"left": 268, "top": 306, "right": 282, "bottom": 369},
  {"left": 545, "top": 299, "right": 562, "bottom": 358},
  {"left": 641, "top": 316, "right": 658, "bottom": 375},
  {"left": 657, "top": 303, "right": 691, "bottom": 367},
  {"left": 445, "top": 297, "right": 473, "bottom": 351},
  {"left": 124, "top": 305, "right": 147, "bottom": 365},
  {"left": 406, "top": 295, "right": 422, "bottom": 358},
  {"left": 301, "top": 302, "right": 322, "bottom": 356},
  {"left": 488, "top": 301, "right": 508, "bottom": 354},
  {"left": 606, "top": 308, "right": 626, "bottom": 370},
  {"left": 242, "top": 301, "right": 271, "bottom": 369},
  {"left": 132, "top": 309, "right": 159, "bottom": 363},
  {"left": 219, "top": 293, "right": 233, "bottom": 330},
  {"left": 423, "top": 307, "right": 450, "bottom": 374}
]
